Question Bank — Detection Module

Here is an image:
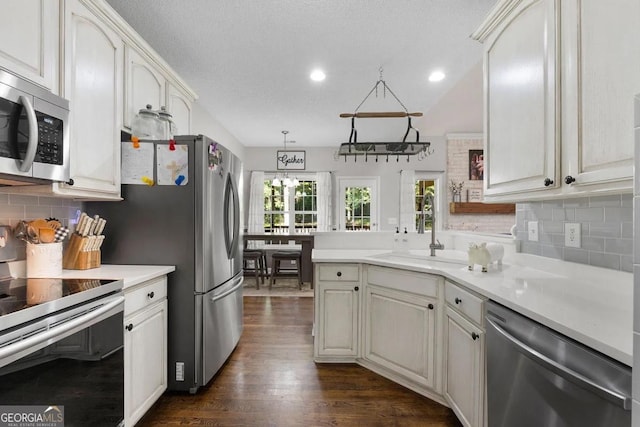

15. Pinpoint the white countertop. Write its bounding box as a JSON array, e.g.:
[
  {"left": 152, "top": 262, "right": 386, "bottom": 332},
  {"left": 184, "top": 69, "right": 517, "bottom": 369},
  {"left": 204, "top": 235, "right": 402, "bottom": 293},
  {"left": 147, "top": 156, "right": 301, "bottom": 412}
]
[
  {"left": 60, "top": 265, "right": 176, "bottom": 290},
  {"left": 9, "top": 261, "right": 175, "bottom": 291},
  {"left": 312, "top": 249, "right": 633, "bottom": 366}
]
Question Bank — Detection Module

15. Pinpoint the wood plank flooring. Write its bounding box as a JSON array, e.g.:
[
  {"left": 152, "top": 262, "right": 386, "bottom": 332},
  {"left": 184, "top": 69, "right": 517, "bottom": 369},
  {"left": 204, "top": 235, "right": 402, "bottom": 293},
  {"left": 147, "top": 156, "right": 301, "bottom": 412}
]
[{"left": 138, "top": 297, "right": 461, "bottom": 426}]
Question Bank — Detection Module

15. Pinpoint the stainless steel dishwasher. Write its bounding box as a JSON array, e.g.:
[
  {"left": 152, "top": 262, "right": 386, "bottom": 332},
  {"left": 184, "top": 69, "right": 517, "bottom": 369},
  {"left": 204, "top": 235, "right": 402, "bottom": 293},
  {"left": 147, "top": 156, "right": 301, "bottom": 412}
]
[{"left": 485, "top": 301, "right": 631, "bottom": 427}]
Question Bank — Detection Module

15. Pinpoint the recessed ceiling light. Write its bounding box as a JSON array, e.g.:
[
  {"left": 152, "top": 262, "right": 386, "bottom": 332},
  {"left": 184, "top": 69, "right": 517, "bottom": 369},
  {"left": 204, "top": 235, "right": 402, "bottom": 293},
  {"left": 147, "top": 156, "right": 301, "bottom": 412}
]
[
  {"left": 310, "top": 69, "right": 326, "bottom": 82},
  {"left": 428, "top": 71, "right": 446, "bottom": 82}
]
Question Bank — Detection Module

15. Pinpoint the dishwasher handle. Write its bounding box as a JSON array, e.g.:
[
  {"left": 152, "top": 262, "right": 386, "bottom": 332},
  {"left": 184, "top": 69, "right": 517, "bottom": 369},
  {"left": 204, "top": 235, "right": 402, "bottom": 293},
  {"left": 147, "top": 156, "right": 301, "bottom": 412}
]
[{"left": 486, "top": 317, "right": 632, "bottom": 410}]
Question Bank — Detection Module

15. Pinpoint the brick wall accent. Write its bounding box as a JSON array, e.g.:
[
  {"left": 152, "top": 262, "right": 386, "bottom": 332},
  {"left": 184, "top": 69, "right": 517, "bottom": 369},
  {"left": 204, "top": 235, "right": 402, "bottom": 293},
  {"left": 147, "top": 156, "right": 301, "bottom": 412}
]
[{"left": 445, "top": 135, "right": 515, "bottom": 234}]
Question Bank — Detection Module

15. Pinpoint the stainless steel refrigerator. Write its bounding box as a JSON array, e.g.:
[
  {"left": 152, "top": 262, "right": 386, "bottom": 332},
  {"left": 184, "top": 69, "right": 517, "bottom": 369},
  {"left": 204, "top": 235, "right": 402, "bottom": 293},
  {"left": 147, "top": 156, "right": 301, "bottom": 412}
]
[{"left": 89, "top": 135, "right": 243, "bottom": 393}]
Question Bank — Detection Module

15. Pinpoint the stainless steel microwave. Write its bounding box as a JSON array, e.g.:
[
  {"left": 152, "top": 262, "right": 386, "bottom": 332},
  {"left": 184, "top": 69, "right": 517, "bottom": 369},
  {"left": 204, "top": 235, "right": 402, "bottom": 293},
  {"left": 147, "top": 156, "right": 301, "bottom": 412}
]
[{"left": 0, "top": 69, "right": 70, "bottom": 185}]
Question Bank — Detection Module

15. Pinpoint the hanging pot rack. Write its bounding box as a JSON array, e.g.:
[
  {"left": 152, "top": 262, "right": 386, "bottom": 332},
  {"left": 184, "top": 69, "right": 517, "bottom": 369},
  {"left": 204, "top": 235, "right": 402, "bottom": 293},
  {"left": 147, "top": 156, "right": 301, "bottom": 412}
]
[{"left": 337, "top": 68, "right": 431, "bottom": 162}]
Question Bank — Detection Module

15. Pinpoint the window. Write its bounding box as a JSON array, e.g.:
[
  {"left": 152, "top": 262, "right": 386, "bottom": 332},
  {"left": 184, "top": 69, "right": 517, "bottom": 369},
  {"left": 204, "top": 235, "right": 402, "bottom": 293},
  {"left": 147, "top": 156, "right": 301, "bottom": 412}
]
[
  {"left": 415, "top": 179, "right": 435, "bottom": 231},
  {"left": 337, "top": 177, "right": 379, "bottom": 231},
  {"left": 263, "top": 177, "right": 317, "bottom": 233}
]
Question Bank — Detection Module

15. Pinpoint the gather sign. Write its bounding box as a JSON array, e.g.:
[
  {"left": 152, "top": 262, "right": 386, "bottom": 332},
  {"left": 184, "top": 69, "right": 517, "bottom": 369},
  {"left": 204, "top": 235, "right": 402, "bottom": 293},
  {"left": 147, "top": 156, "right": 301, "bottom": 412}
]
[{"left": 276, "top": 150, "right": 306, "bottom": 170}]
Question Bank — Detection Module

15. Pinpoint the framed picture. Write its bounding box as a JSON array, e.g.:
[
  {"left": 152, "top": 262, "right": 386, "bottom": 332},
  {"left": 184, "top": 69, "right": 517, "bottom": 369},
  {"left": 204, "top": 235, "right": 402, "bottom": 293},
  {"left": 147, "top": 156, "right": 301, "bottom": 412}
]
[
  {"left": 468, "top": 189, "right": 483, "bottom": 202},
  {"left": 469, "top": 149, "right": 484, "bottom": 180},
  {"left": 277, "top": 150, "right": 306, "bottom": 170}
]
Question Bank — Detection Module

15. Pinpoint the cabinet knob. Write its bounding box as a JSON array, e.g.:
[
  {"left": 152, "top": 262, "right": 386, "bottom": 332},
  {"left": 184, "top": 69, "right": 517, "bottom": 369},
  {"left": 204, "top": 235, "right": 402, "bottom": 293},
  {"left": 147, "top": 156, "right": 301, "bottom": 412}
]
[
  {"left": 543, "top": 178, "right": 554, "bottom": 187},
  {"left": 354, "top": 286, "right": 359, "bottom": 291},
  {"left": 454, "top": 297, "right": 462, "bottom": 304},
  {"left": 66, "top": 178, "right": 74, "bottom": 186},
  {"left": 428, "top": 303, "right": 434, "bottom": 310},
  {"left": 125, "top": 323, "right": 133, "bottom": 331},
  {"left": 148, "top": 291, "right": 155, "bottom": 299},
  {"left": 471, "top": 332, "right": 479, "bottom": 341},
  {"left": 564, "top": 175, "right": 576, "bottom": 184},
  {"left": 336, "top": 271, "right": 342, "bottom": 277}
]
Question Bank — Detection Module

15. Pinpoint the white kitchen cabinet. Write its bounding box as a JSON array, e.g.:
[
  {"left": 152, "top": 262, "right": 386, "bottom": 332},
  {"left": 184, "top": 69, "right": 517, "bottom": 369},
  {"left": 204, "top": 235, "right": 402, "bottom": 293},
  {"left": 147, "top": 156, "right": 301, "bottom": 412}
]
[
  {"left": 124, "top": 275, "right": 168, "bottom": 427},
  {"left": 166, "top": 82, "right": 192, "bottom": 135},
  {"left": 444, "top": 281, "right": 486, "bottom": 427},
  {"left": 472, "top": 0, "right": 639, "bottom": 201},
  {"left": 314, "top": 264, "right": 361, "bottom": 361},
  {"left": 363, "top": 266, "right": 442, "bottom": 392},
  {"left": 124, "top": 45, "right": 166, "bottom": 130},
  {"left": 473, "top": 0, "right": 559, "bottom": 199},
  {"left": 560, "top": 0, "right": 640, "bottom": 192},
  {"left": 58, "top": 0, "right": 123, "bottom": 199},
  {"left": 0, "top": 0, "right": 60, "bottom": 93}
]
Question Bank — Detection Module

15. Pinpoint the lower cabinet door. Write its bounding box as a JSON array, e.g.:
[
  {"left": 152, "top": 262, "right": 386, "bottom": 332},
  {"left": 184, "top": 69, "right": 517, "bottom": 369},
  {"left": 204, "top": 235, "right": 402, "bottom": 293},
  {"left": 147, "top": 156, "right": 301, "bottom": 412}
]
[
  {"left": 364, "top": 285, "right": 437, "bottom": 389},
  {"left": 315, "top": 282, "right": 359, "bottom": 358},
  {"left": 444, "top": 307, "right": 485, "bottom": 427},
  {"left": 124, "top": 300, "right": 168, "bottom": 427}
]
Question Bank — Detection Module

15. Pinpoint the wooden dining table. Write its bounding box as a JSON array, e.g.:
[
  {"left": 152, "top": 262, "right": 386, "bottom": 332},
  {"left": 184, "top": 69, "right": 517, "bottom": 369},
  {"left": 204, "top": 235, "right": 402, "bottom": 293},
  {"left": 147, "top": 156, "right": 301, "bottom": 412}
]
[{"left": 243, "top": 233, "right": 315, "bottom": 287}]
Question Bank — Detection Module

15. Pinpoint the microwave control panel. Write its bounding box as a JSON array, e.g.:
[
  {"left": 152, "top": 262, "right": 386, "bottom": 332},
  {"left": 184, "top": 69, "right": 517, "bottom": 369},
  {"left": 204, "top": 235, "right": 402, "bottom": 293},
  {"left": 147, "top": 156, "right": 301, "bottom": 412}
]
[{"left": 35, "top": 112, "right": 63, "bottom": 165}]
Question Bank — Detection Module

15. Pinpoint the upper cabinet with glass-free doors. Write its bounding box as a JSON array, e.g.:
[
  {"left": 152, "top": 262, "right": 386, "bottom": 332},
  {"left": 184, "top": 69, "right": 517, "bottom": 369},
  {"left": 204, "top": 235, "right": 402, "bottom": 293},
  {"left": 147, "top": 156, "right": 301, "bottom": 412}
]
[
  {"left": 0, "top": 0, "right": 60, "bottom": 93},
  {"left": 473, "top": 0, "right": 639, "bottom": 202}
]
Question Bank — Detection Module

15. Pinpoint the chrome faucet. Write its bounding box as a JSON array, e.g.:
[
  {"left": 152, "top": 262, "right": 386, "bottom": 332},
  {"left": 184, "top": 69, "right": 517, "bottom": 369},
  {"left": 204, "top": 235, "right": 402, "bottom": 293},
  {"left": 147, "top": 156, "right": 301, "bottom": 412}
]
[{"left": 417, "top": 194, "right": 444, "bottom": 256}]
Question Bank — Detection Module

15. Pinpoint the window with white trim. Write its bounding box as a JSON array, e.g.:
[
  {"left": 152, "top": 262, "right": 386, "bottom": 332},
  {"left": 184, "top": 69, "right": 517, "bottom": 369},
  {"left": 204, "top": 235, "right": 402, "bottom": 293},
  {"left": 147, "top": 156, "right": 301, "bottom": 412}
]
[{"left": 263, "top": 177, "right": 317, "bottom": 233}]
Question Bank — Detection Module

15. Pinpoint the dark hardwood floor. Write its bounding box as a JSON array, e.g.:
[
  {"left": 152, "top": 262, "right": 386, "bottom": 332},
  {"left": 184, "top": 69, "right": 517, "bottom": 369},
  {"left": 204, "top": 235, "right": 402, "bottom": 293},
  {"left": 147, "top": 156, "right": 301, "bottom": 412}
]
[{"left": 138, "top": 296, "right": 461, "bottom": 426}]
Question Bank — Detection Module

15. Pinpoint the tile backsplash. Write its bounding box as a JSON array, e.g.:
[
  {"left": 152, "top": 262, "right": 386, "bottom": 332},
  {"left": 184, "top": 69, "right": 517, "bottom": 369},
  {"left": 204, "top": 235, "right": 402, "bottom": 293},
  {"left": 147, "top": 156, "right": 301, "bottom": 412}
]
[
  {"left": 0, "top": 194, "right": 83, "bottom": 260},
  {"left": 516, "top": 194, "right": 633, "bottom": 272}
]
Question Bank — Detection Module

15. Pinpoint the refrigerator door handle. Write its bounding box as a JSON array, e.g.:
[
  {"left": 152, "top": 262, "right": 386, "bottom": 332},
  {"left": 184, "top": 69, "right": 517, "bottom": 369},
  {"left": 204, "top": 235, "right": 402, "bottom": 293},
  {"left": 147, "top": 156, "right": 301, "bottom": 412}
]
[
  {"left": 223, "top": 173, "right": 240, "bottom": 259},
  {"left": 211, "top": 275, "right": 244, "bottom": 302}
]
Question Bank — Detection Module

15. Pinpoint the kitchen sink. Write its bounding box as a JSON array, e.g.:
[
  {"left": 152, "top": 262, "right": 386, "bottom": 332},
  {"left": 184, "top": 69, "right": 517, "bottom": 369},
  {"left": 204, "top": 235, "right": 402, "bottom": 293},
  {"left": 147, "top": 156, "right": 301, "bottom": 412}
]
[{"left": 368, "top": 251, "right": 468, "bottom": 268}]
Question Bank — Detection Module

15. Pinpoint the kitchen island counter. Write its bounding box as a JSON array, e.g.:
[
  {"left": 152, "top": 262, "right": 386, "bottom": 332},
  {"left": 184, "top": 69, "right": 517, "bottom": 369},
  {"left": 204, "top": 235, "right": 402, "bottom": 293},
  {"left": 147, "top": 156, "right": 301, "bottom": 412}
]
[{"left": 313, "top": 249, "right": 633, "bottom": 366}]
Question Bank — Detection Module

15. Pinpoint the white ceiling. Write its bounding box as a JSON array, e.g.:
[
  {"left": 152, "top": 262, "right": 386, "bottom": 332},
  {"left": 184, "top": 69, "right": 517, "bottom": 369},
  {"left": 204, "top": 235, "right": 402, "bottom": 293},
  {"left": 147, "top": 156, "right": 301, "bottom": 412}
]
[{"left": 105, "top": 0, "right": 496, "bottom": 147}]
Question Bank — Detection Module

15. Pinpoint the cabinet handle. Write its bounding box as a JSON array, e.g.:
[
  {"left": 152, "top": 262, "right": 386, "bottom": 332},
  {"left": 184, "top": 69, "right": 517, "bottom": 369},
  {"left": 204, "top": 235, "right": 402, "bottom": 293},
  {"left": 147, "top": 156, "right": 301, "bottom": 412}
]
[
  {"left": 148, "top": 291, "right": 155, "bottom": 299},
  {"left": 564, "top": 175, "right": 576, "bottom": 184},
  {"left": 471, "top": 332, "right": 479, "bottom": 341},
  {"left": 336, "top": 271, "right": 342, "bottom": 277},
  {"left": 428, "top": 303, "right": 434, "bottom": 310},
  {"left": 544, "top": 178, "right": 554, "bottom": 187},
  {"left": 354, "top": 286, "right": 359, "bottom": 291},
  {"left": 454, "top": 297, "right": 462, "bottom": 304},
  {"left": 125, "top": 323, "right": 133, "bottom": 332}
]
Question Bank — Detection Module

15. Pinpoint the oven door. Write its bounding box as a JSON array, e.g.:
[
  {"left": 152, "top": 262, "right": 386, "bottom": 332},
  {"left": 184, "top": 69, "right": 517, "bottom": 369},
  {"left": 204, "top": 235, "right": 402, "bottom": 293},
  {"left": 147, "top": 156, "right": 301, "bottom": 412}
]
[{"left": 0, "top": 295, "right": 125, "bottom": 427}]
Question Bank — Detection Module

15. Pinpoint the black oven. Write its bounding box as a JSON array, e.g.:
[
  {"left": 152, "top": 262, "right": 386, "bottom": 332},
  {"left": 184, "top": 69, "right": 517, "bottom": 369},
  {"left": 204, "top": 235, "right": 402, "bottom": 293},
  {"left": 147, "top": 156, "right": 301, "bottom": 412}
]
[
  {"left": 0, "top": 278, "right": 124, "bottom": 427},
  {"left": 0, "top": 69, "right": 70, "bottom": 185}
]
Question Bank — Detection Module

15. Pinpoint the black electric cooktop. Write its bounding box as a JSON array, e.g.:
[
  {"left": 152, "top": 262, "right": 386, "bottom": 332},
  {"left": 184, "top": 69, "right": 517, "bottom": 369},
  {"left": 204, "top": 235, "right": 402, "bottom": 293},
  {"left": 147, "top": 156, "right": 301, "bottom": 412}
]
[{"left": 0, "top": 277, "right": 123, "bottom": 331}]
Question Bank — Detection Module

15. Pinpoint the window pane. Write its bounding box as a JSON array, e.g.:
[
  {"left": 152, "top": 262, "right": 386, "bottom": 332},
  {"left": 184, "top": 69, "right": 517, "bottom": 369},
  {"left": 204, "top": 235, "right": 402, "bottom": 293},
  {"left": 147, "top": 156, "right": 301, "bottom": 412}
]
[
  {"left": 415, "top": 180, "right": 435, "bottom": 230},
  {"left": 276, "top": 179, "right": 316, "bottom": 232},
  {"left": 344, "top": 186, "right": 371, "bottom": 231}
]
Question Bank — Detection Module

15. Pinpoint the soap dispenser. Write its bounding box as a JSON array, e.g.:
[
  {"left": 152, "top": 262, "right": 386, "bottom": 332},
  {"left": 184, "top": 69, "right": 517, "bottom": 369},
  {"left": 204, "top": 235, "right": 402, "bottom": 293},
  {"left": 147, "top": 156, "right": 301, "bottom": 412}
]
[
  {"left": 400, "top": 227, "right": 409, "bottom": 252},
  {"left": 393, "top": 227, "right": 401, "bottom": 252}
]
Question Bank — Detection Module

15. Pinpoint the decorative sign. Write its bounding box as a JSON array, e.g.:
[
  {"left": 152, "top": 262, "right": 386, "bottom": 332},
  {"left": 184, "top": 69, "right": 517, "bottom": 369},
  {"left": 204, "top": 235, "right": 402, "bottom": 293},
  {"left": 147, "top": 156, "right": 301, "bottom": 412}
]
[
  {"left": 468, "top": 189, "right": 483, "bottom": 202},
  {"left": 277, "top": 150, "right": 306, "bottom": 170}
]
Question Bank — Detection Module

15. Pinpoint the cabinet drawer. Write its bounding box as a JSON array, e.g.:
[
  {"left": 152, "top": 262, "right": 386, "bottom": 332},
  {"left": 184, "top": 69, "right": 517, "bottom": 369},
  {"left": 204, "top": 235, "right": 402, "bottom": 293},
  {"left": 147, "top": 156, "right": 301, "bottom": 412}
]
[
  {"left": 445, "top": 281, "right": 485, "bottom": 325},
  {"left": 125, "top": 276, "right": 167, "bottom": 316},
  {"left": 317, "top": 264, "right": 360, "bottom": 282},
  {"left": 367, "top": 265, "right": 441, "bottom": 298}
]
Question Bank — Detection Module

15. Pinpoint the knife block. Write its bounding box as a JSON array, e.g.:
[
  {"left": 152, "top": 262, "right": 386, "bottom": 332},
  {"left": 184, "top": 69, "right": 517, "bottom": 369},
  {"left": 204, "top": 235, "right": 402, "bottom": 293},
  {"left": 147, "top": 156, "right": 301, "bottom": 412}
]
[{"left": 62, "top": 234, "right": 101, "bottom": 270}]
